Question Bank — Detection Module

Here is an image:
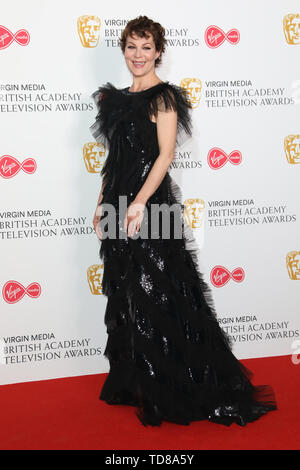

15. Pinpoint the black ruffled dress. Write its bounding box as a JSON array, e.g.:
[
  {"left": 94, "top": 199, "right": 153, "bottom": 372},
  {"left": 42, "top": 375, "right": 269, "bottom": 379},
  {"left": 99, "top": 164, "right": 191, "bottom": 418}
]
[{"left": 90, "top": 81, "right": 277, "bottom": 426}]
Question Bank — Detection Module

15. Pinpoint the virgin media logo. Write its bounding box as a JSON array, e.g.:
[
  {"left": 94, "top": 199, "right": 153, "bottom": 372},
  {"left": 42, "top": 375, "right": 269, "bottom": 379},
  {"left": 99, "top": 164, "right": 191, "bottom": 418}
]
[
  {"left": 2, "top": 281, "right": 41, "bottom": 304},
  {"left": 204, "top": 25, "right": 240, "bottom": 48},
  {"left": 0, "top": 155, "right": 37, "bottom": 178},
  {"left": 210, "top": 266, "right": 245, "bottom": 287},
  {"left": 0, "top": 25, "right": 30, "bottom": 50},
  {"left": 207, "top": 147, "right": 242, "bottom": 170}
]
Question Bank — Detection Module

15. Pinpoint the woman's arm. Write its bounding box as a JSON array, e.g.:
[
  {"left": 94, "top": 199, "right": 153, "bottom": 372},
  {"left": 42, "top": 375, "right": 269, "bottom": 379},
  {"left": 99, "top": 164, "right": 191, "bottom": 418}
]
[
  {"left": 96, "top": 179, "right": 106, "bottom": 208},
  {"left": 93, "top": 179, "right": 106, "bottom": 239}
]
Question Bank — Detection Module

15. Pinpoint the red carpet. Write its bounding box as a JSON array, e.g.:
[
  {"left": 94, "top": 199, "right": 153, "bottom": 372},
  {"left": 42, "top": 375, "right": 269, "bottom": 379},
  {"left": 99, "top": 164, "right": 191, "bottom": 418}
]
[{"left": 0, "top": 354, "right": 298, "bottom": 450}]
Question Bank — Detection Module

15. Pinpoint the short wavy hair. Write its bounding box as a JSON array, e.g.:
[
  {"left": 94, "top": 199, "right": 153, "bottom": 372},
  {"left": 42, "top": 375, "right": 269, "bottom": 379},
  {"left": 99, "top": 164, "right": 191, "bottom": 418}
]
[{"left": 120, "top": 16, "right": 167, "bottom": 67}]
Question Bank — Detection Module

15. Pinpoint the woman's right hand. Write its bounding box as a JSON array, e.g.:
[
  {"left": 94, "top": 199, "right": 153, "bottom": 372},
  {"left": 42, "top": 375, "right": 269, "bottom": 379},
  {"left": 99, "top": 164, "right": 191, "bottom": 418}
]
[{"left": 93, "top": 205, "right": 103, "bottom": 240}]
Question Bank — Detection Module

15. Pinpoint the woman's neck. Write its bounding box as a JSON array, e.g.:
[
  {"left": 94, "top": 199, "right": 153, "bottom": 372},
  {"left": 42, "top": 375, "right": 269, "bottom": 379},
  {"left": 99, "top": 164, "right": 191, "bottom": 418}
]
[{"left": 129, "top": 73, "right": 162, "bottom": 93}]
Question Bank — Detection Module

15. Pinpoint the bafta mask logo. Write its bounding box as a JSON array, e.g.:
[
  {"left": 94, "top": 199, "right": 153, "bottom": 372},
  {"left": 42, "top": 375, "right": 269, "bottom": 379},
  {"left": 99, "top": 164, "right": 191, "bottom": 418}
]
[
  {"left": 2, "top": 280, "right": 41, "bottom": 304},
  {"left": 83, "top": 142, "right": 106, "bottom": 173},
  {"left": 77, "top": 16, "right": 101, "bottom": 48},
  {"left": 286, "top": 251, "right": 300, "bottom": 280},
  {"left": 284, "top": 135, "right": 300, "bottom": 164},
  {"left": 87, "top": 264, "right": 104, "bottom": 295},
  {"left": 180, "top": 78, "right": 202, "bottom": 109},
  {"left": 283, "top": 14, "right": 300, "bottom": 44},
  {"left": 0, "top": 25, "right": 30, "bottom": 50},
  {"left": 0, "top": 154, "right": 37, "bottom": 178},
  {"left": 210, "top": 266, "right": 245, "bottom": 288},
  {"left": 183, "top": 198, "right": 205, "bottom": 228},
  {"left": 207, "top": 147, "right": 242, "bottom": 170}
]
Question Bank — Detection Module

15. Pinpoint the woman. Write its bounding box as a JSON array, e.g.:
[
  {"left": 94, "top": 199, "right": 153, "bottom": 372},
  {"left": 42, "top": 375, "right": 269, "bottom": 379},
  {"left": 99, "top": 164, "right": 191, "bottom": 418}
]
[{"left": 90, "top": 15, "right": 277, "bottom": 426}]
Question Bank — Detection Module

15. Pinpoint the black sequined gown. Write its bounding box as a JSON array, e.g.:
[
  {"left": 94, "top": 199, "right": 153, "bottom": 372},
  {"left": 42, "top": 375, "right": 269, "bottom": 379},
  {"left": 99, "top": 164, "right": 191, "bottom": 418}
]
[{"left": 90, "top": 81, "right": 277, "bottom": 426}]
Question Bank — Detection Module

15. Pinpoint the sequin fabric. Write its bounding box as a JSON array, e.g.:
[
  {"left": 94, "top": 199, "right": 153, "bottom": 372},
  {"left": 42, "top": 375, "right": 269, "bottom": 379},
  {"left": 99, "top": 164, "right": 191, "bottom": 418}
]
[{"left": 90, "top": 82, "right": 277, "bottom": 427}]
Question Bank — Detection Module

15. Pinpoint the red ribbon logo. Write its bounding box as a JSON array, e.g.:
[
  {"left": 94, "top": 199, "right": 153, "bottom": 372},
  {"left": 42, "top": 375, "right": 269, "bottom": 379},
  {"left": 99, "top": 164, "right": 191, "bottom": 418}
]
[
  {"left": 2, "top": 281, "right": 41, "bottom": 304},
  {"left": 207, "top": 147, "right": 242, "bottom": 170},
  {"left": 0, "top": 155, "right": 37, "bottom": 178},
  {"left": 0, "top": 25, "right": 30, "bottom": 50},
  {"left": 210, "top": 266, "right": 245, "bottom": 287},
  {"left": 205, "top": 25, "right": 240, "bottom": 48}
]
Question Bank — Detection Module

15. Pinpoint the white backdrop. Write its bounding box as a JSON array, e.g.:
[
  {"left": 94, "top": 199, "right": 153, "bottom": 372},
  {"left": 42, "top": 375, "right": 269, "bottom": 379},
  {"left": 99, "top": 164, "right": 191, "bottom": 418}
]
[{"left": 0, "top": 0, "right": 299, "bottom": 386}]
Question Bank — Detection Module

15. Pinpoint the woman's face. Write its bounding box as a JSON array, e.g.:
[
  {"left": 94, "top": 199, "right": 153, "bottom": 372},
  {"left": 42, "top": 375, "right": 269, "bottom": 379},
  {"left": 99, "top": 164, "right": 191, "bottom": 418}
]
[{"left": 124, "top": 32, "right": 161, "bottom": 77}]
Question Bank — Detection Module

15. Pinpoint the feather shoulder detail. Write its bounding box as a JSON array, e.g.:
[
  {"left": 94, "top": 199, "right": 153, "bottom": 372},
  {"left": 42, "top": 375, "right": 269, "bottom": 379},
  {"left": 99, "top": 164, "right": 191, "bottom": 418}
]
[
  {"left": 89, "top": 81, "right": 193, "bottom": 144},
  {"left": 143, "top": 81, "right": 193, "bottom": 137},
  {"left": 89, "top": 82, "right": 127, "bottom": 144}
]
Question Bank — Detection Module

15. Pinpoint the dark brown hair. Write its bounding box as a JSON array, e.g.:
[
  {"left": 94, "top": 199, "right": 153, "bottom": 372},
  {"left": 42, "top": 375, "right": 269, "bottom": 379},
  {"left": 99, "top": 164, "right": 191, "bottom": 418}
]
[{"left": 120, "top": 16, "right": 167, "bottom": 67}]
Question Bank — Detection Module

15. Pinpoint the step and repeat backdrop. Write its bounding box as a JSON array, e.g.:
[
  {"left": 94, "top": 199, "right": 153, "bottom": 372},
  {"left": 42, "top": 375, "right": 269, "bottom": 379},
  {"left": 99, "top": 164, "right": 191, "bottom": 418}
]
[{"left": 0, "top": 0, "right": 299, "bottom": 385}]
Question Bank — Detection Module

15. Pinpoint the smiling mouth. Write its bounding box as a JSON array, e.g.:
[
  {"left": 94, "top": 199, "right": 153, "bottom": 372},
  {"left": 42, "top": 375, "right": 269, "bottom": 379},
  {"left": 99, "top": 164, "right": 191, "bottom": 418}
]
[{"left": 132, "top": 61, "right": 146, "bottom": 67}]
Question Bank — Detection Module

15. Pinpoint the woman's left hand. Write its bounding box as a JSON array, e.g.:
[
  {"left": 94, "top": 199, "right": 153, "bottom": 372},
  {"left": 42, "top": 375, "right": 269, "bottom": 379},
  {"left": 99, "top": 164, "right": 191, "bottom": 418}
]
[{"left": 124, "top": 200, "right": 145, "bottom": 238}]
